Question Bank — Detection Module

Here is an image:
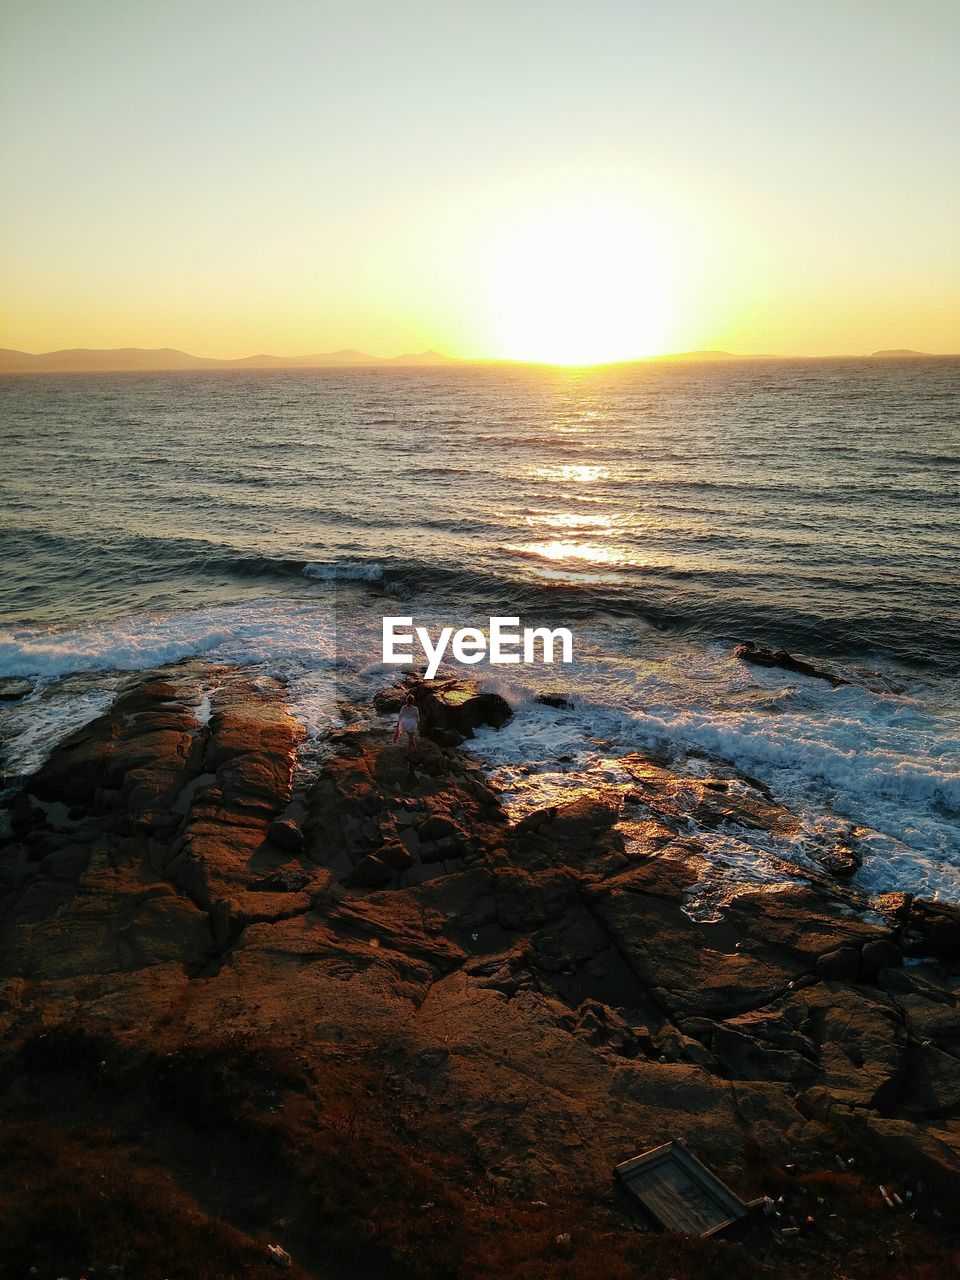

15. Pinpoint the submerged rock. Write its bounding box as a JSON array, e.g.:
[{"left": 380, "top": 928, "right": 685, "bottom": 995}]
[
  {"left": 535, "top": 692, "right": 574, "bottom": 710},
  {"left": 0, "top": 677, "right": 33, "bottom": 701},
  {"left": 734, "top": 640, "right": 847, "bottom": 687},
  {"left": 818, "top": 844, "right": 863, "bottom": 877}
]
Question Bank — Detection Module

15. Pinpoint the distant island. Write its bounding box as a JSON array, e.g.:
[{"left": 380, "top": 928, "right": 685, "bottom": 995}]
[
  {"left": 0, "top": 346, "right": 457, "bottom": 373},
  {"left": 869, "top": 349, "right": 934, "bottom": 358},
  {"left": 0, "top": 345, "right": 955, "bottom": 373}
]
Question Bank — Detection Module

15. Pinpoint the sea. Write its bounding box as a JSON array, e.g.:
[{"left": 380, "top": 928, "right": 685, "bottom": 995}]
[{"left": 1, "top": 359, "right": 958, "bottom": 914}]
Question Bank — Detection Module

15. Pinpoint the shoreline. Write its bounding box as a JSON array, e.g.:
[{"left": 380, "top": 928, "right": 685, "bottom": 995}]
[
  {"left": 2, "top": 621, "right": 959, "bottom": 905},
  {"left": 1, "top": 658, "right": 959, "bottom": 1275}
]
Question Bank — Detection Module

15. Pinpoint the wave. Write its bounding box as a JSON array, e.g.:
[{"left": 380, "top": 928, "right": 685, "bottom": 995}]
[
  {"left": 302, "top": 560, "right": 384, "bottom": 583},
  {"left": 0, "top": 599, "right": 338, "bottom": 680},
  {"left": 3, "top": 522, "right": 959, "bottom": 671},
  {"left": 467, "top": 668, "right": 960, "bottom": 901}
]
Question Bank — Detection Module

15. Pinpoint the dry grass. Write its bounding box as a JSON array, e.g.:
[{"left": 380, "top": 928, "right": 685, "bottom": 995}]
[{"left": 1, "top": 1026, "right": 958, "bottom": 1280}]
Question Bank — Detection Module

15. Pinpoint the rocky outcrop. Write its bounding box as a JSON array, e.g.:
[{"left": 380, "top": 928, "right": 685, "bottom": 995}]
[
  {"left": 1, "top": 660, "right": 959, "bottom": 1279},
  {"left": 376, "top": 675, "right": 512, "bottom": 744},
  {"left": 0, "top": 676, "right": 32, "bottom": 701},
  {"left": 734, "top": 641, "right": 847, "bottom": 687}
]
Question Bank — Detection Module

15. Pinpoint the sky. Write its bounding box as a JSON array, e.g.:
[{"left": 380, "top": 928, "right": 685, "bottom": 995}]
[{"left": 1, "top": 0, "right": 958, "bottom": 362}]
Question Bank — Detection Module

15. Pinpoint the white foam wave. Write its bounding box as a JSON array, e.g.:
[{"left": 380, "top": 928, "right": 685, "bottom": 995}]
[
  {"left": 2, "top": 599, "right": 959, "bottom": 907},
  {"left": 468, "top": 638, "right": 960, "bottom": 904},
  {"left": 0, "top": 599, "right": 338, "bottom": 680},
  {"left": 1, "top": 677, "right": 121, "bottom": 783}
]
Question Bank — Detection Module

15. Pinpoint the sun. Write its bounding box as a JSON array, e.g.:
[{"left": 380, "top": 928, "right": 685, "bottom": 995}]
[{"left": 489, "top": 205, "right": 676, "bottom": 366}]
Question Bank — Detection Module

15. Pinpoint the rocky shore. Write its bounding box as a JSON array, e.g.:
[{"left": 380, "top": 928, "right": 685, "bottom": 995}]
[{"left": 1, "top": 659, "right": 959, "bottom": 1279}]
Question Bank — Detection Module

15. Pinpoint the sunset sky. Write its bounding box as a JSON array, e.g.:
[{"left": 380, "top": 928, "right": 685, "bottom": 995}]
[{"left": 1, "top": 0, "right": 957, "bottom": 363}]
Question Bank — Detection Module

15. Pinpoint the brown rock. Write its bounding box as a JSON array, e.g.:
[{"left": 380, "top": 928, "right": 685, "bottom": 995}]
[
  {"left": 412, "top": 678, "right": 512, "bottom": 740},
  {"left": 268, "top": 816, "right": 304, "bottom": 851},
  {"left": 816, "top": 945, "right": 860, "bottom": 980},
  {"left": 860, "top": 937, "right": 902, "bottom": 978},
  {"left": 2, "top": 662, "right": 960, "bottom": 1278}
]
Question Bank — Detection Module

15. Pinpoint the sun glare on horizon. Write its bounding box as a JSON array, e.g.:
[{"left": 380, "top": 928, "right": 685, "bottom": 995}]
[{"left": 490, "top": 206, "right": 677, "bottom": 366}]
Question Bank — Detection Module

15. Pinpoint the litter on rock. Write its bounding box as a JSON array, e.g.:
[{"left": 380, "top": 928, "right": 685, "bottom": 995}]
[{"left": 615, "top": 1139, "right": 750, "bottom": 1237}]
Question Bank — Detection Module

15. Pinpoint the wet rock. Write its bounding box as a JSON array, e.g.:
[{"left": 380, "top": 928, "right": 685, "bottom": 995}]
[
  {"left": 621, "top": 755, "right": 798, "bottom": 835},
  {"left": 535, "top": 693, "right": 574, "bottom": 709},
  {"left": 0, "top": 677, "right": 33, "bottom": 701},
  {"left": 818, "top": 845, "right": 863, "bottom": 877},
  {"left": 411, "top": 678, "right": 512, "bottom": 741},
  {"left": 734, "top": 641, "right": 847, "bottom": 687}
]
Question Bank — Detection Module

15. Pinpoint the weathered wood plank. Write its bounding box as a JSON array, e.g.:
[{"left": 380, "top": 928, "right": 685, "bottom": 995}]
[{"left": 615, "top": 1140, "right": 749, "bottom": 1237}]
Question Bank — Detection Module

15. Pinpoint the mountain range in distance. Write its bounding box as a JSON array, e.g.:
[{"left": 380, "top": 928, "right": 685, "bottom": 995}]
[
  {"left": 0, "top": 346, "right": 456, "bottom": 373},
  {"left": 0, "top": 345, "right": 949, "bottom": 373}
]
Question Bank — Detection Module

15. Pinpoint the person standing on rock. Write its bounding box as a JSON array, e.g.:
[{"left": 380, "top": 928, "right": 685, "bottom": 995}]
[{"left": 394, "top": 693, "right": 420, "bottom": 752}]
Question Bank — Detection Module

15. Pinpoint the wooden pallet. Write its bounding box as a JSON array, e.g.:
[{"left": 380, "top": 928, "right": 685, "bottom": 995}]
[{"left": 615, "top": 1140, "right": 750, "bottom": 1237}]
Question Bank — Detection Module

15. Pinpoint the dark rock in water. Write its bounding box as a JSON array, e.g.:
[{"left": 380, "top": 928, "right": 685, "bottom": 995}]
[
  {"left": 535, "top": 693, "right": 574, "bottom": 710},
  {"left": 818, "top": 845, "right": 863, "bottom": 877},
  {"left": 375, "top": 677, "right": 511, "bottom": 742},
  {"left": 621, "top": 754, "right": 798, "bottom": 836},
  {"left": 412, "top": 677, "right": 512, "bottom": 740},
  {"left": 734, "top": 641, "right": 847, "bottom": 687},
  {"left": 0, "top": 677, "right": 33, "bottom": 701}
]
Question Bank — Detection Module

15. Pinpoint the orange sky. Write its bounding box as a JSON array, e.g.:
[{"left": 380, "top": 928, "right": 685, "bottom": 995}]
[{"left": 1, "top": 2, "right": 958, "bottom": 362}]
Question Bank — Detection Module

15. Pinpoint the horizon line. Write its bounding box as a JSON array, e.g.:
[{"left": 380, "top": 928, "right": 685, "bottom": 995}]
[{"left": 0, "top": 343, "right": 956, "bottom": 374}]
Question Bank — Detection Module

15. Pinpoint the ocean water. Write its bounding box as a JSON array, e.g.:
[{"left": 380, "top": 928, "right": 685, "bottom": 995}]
[{"left": 1, "top": 360, "right": 958, "bottom": 909}]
